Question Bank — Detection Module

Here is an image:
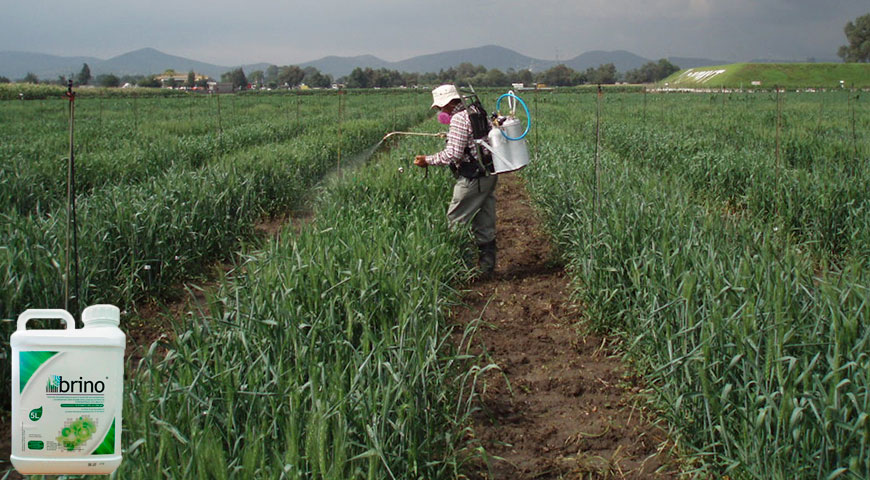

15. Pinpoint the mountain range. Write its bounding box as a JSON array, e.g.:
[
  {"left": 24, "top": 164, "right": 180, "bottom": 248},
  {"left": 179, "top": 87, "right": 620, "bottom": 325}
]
[{"left": 0, "top": 45, "right": 745, "bottom": 82}]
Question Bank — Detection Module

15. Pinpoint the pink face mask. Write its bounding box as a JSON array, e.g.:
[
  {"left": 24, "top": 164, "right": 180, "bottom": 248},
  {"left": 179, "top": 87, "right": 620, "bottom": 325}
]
[{"left": 437, "top": 111, "right": 452, "bottom": 125}]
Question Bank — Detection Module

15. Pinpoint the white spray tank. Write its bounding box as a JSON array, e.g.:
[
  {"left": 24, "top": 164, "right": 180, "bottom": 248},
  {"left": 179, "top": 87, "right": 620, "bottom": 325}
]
[
  {"left": 11, "top": 305, "right": 125, "bottom": 475},
  {"left": 481, "top": 91, "right": 531, "bottom": 174}
]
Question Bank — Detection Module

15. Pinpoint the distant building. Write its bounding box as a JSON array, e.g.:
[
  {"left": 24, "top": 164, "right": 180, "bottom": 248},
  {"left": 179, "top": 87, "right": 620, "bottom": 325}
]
[
  {"left": 208, "top": 81, "right": 234, "bottom": 94},
  {"left": 156, "top": 72, "right": 209, "bottom": 88}
]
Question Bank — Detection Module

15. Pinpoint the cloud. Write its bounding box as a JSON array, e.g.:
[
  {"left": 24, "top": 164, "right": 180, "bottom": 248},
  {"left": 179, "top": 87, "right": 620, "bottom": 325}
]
[{"left": 1, "top": 0, "right": 867, "bottom": 65}]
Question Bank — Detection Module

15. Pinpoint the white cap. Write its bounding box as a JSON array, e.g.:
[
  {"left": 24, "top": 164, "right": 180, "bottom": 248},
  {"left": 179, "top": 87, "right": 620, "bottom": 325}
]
[
  {"left": 431, "top": 84, "right": 460, "bottom": 108},
  {"left": 82, "top": 304, "right": 120, "bottom": 327}
]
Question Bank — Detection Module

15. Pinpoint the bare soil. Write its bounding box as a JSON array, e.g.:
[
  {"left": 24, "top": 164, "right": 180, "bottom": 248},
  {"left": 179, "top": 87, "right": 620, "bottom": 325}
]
[
  {"left": 0, "top": 413, "right": 11, "bottom": 478},
  {"left": 457, "top": 174, "right": 677, "bottom": 479}
]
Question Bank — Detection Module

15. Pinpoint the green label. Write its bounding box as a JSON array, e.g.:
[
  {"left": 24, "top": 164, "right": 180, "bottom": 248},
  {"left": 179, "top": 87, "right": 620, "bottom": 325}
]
[
  {"left": 92, "top": 419, "right": 116, "bottom": 455},
  {"left": 27, "top": 441, "right": 44, "bottom": 450},
  {"left": 29, "top": 406, "right": 43, "bottom": 421},
  {"left": 19, "top": 351, "right": 58, "bottom": 393}
]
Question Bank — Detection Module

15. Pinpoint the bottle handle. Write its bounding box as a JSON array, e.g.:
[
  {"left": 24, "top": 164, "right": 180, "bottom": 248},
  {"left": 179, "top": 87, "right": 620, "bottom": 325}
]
[{"left": 17, "top": 309, "right": 76, "bottom": 331}]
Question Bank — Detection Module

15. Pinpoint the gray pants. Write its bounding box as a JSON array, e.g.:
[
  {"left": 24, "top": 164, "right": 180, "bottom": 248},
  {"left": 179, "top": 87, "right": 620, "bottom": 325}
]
[{"left": 447, "top": 175, "right": 497, "bottom": 246}]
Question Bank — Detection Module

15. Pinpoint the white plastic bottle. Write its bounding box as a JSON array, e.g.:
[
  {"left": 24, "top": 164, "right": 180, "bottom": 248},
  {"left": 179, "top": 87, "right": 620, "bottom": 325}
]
[{"left": 11, "top": 305, "right": 125, "bottom": 475}]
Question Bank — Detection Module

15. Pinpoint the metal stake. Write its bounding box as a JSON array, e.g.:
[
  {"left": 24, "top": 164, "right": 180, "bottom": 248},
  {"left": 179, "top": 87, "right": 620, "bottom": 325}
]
[
  {"left": 595, "top": 85, "right": 602, "bottom": 219},
  {"left": 337, "top": 91, "right": 344, "bottom": 176},
  {"left": 64, "top": 80, "right": 80, "bottom": 316}
]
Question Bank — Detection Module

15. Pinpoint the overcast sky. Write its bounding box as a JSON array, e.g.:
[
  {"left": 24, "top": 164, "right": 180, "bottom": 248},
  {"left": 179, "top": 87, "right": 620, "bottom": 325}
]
[{"left": 2, "top": 0, "right": 866, "bottom": 65}]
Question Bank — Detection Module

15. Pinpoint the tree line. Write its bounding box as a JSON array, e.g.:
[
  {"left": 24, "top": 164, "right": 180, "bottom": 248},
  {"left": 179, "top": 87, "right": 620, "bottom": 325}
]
[
  {"left": 0, "top": 63, "right": 201, "bottom": 89},
  {"left": 246, "top": 60, "right": 681, "bottom": 89},
  {"left": 154, "top": 59, "right": 681, "bottom": 91},
  {"left": 227, "top": 65, "right": 333, "bottom": 90},
  {"left": 1, "top": 58, "right": 681, "bottom": 90}
]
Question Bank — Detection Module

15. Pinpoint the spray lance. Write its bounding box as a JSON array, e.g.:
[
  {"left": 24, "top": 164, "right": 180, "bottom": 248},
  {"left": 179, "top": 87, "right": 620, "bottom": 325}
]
[
  {"left": 380, "top": 131, "right": 446, "bottom": 177},
  {"left": 382, "top": 131, "right": 446, "bottom": 141}
]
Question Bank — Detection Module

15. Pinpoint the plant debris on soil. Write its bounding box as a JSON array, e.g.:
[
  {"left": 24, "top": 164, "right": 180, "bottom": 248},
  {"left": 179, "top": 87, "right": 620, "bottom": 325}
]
[{"left": 457, "top": 174, "right": 677, "bottom": 479}]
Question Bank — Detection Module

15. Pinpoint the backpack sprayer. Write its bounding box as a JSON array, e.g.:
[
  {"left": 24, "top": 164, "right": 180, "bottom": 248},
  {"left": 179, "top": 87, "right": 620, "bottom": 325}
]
[
  {"left": 382, "top": 88, "right": 532, "bottom": 176},
  {"left": 479, "top": 91, "right": 532, "bottom": 174}
]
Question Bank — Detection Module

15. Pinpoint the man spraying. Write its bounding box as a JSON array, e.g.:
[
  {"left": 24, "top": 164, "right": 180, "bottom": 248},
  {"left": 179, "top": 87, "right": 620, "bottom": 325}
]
[{"left": 415, "top": 84, "right": 497, "bottom": 277}]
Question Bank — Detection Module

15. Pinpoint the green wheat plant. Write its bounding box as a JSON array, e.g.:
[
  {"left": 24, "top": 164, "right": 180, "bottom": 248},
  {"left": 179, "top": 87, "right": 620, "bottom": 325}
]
[
  {"left": 523, "top": 90, "right": 869, "bottom": 479},
  {"left": 118, "top": 131, "right": 487, "bottom": 478}
]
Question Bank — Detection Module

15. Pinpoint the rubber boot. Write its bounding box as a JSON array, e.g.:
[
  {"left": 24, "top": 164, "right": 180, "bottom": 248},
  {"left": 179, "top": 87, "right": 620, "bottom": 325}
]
[
  {"left": 477, "top": 240, "right": 496, "bottom": 278},
  {"left": 460, "top": 244, "right": 476, "bottom": 270}
]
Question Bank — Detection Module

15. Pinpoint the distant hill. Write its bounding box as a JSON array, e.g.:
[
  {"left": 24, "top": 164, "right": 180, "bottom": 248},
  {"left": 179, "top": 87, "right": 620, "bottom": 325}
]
[
  {"left": 747, "top": 57, "right": 838, "bottom": 64},
  {"left": 662, "top": 63, "right": 870, "bottom": 89},
  {"left": 299, "top": 45, "right": 550, "bottom": 77},
  {"left": 2, "top": 46, "right": 670, "bottom": 81},
  {"left": 299, "top": 47, "right": 730, "bottom": 77},
  {"left": 561, "top": 50, "right": 649, "bottom": 72},
  {"left": 303, "top": 46, "right": 678, "bottom": 78},
  {"left": 392, "top": 45, "right": 547, "bottom": 75},
  {"left": 4, "top": 46, "right": 809, "bottom": 84},
  {"left": 0, "top": 51, "right": 103, "bottom": 81},
  {"left": 668, "top": 56, "right": 729, "bottom": 69},
  {"left": 0, "top": 48, "right": 240, "bottom": 80},
  {"left": 299, "top": 55, "right": 393, "bottom": 77},
  {"left": 661, "top": 56, "right": 842, "bottom": 71},
  {"left": 95, "top": 48, "right": 229, "bottom": 78}
]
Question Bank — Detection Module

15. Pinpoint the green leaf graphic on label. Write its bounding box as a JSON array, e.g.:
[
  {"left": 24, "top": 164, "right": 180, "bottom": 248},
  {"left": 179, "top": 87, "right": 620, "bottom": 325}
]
[
  {"left": 19, "top": 351, "right": 58, "bottom": 393},
  {"left": 29, "top": 406, "right": 43, "bottom": 421},
  {"left": 92, "top": 419, "right": 115, "bottom": 455}
]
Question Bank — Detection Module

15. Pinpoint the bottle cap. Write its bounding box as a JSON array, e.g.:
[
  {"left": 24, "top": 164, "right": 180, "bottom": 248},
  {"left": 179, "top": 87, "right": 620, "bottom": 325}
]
[{"left": 82, "top": 304, "right": 120, "bottom": 327}]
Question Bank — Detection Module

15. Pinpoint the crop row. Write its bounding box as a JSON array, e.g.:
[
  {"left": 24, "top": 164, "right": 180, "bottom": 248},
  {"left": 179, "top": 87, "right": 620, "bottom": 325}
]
[
  {"left": 0, "top": 91, "right": 432, "bottom": 410},
  {"left": 523, "top": 92, "right": 869, "bottom": 478},
  {"left": 533, "top": 91, "right": 870, "bottom": 260},
  {"left": 0, "top": 93, "right": 427, "bottom": 215},
  {"left": 113, "top": 129, "right": 484, "bottom": 478}
]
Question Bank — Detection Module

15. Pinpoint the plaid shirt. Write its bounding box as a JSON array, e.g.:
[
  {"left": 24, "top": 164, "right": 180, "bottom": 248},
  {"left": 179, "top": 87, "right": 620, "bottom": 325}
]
[{"left": 425, "top": 108, "right": 478, "bottom": 167}]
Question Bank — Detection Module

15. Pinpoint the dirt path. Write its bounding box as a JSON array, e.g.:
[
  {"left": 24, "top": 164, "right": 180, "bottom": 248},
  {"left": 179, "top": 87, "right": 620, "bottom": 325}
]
[{"left": 458, "top": 175, "right": 676, "bottom": 479}]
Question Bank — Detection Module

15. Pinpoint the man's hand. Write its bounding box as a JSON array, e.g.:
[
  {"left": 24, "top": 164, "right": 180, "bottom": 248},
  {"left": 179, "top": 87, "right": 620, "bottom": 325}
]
[{"left": 414, "top": 155, "right": 428, "bottom": 168}]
